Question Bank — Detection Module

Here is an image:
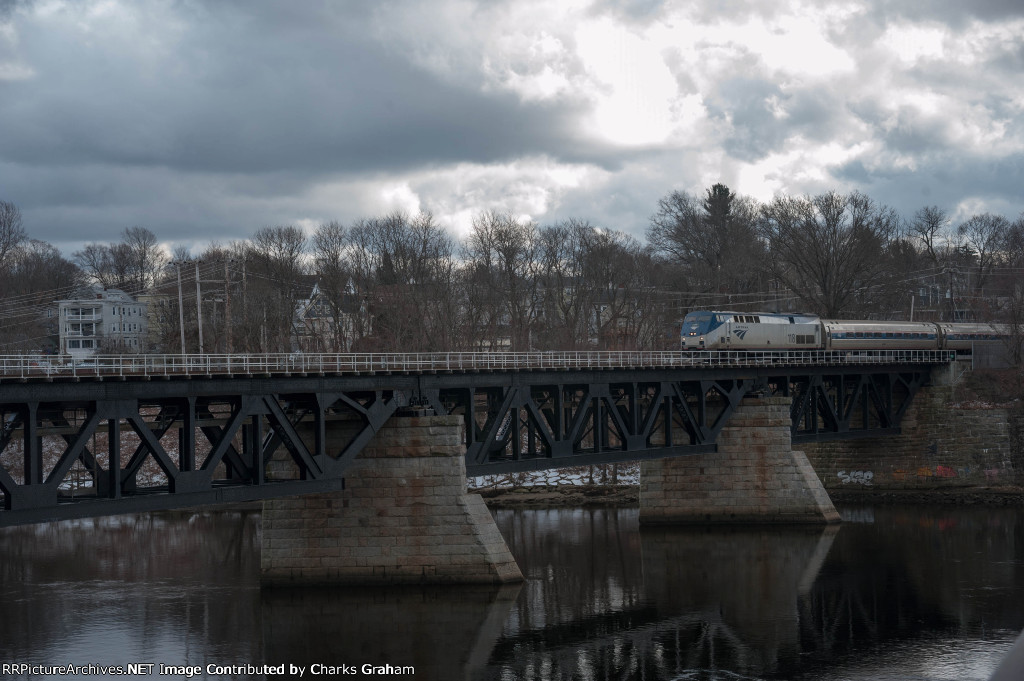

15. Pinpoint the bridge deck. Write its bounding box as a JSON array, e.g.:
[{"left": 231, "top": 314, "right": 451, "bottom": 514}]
[{"left": 0, "top": 349, "right": 955, "bottom": 380}]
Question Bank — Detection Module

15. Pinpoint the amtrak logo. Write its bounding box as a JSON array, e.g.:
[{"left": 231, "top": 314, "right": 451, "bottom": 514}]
[{"left": 733, "top": 329, "right": 748, "bottom": 340}]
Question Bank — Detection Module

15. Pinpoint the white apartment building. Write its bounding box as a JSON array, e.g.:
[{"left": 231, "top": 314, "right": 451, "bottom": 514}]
[{"left": 56, "top": 288, "right": 149, "bottom": 359}]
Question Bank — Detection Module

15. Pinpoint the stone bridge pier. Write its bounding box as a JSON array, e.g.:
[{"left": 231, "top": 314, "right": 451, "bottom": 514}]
[
  {"left": 261, "top": 415, "right": 522, "bottom": 585},
  {"left": 262, "top": 397, "right": 839, "bottom": 585},
  {"left": 640, "top": 396, "right": 840, "bottom": 524}
]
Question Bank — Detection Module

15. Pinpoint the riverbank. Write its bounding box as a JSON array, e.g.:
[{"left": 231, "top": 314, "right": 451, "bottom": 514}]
[
  {"left": 478, "top": 483, "right": 1024, "bottom": 508},
  {"left": 827, "top": 485, "right": 1024, "bottom": 505}
]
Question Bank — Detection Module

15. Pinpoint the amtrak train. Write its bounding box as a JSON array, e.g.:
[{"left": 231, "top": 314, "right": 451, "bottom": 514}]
[{"left": 680, "top": 311, "right": 1005, "bottom": 353}]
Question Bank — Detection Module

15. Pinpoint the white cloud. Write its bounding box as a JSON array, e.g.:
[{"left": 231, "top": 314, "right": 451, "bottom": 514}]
[
  {"left": 574, "top": 18, "right": 679, "bottom": 146},
  {"left": 881, "top": 24, "right": 947, "bottom": 63},
  {"left": 2, "top": 0, "right": 1024, "bottom": 253}
]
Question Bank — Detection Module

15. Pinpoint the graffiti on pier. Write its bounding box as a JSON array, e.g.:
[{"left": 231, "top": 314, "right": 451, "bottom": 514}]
[
  {"left": 935, "top": 465, "right": 957, "bottom": 478},
  {"left": 838, "top": 470, "right": 874, "bottom": 486}
]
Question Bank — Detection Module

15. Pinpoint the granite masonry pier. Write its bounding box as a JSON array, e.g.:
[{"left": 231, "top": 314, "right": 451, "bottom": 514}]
[
  {"left": 261, "top": 415, "right": 523, "bottom": 585},
  {"left": 639, "top": 396, "right": 840, "bottom": 524},
  {"left": 802, "top": 363, "right": 1019, "bottom": 493}
]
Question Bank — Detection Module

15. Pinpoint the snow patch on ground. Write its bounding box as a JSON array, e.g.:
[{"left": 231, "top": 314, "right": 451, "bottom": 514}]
[{"left": 469, "top": 463, "right": 640, "bottom": 490}]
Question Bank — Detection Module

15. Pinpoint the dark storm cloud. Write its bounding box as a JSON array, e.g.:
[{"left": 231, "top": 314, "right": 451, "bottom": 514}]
[
  {"left": 708, "top": 79, "right": 843, "bottom": 162},
  {"left": 0, "top": 0, "right": 610, "bottom": 246},
  {"left": 879, "top": 0, "right": 1024, "bottom": 26},
  {"left": 0, "top": 3, "right": 583, "bottom": 175},
  {"left": 0, "top": 0, "right": 28, "bottom": 19},
  {"left": 833, "top": 152, "right": 1024, "bottom": 219}
]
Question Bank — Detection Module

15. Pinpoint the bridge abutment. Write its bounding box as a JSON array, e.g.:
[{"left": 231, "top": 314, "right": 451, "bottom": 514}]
[
  {"left": 802, "top": 363, "right": 1019, "bottom": 491},
  {"left": 261, "top": 415, "right": 523, "bottom": 585},
  {"left": 639, "top": 396, "right": 840, "bottom": 524}
]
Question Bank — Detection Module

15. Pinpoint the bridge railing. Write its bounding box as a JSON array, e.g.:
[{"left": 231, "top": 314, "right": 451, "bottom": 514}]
[{"left": 0, "top": 350, "right": 955, "bottom": 379}]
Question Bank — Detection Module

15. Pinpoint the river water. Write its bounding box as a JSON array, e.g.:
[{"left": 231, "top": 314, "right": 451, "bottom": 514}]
[{"left": 1, "top": 503, "right": 1021, "bottom": 680}]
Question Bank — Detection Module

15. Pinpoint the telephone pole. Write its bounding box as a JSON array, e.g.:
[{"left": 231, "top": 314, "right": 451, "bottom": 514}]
[
  {"left": 225, "top": 258, "right": 233, "bottom": 354},
  {"left": 173, "top": 261, "right": 186, "bottom": 354},
  {"left": 195, "top": 260, "right": 204, "bottom": 354}
]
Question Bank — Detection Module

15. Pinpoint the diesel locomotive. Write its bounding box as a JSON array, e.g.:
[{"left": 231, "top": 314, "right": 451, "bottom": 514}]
[{"left": 681, "top": 310, "right": 1005, "bottom": 354}]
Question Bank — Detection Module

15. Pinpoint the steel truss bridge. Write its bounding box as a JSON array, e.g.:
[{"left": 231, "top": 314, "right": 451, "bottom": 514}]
[{"left": 0, "top": 350, "right": 952, "bottom": 525}]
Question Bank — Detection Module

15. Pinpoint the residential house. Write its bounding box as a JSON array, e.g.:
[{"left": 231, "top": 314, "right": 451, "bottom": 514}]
[{"left": 56, "top": 288, "right": 149, "bottom": 359}]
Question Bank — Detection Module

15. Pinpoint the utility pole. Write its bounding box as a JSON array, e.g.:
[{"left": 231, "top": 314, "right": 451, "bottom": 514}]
[
  {"left": 195, "top": 260, "right": 204, "bottom": 355},
  {"left": 224, "top": 258, "right": 232, "bottom": 354},
  {"left": 173, "top": 261, "right": 186, "bottom": 354}
]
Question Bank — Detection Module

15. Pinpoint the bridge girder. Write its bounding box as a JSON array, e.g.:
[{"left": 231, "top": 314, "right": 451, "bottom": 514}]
[{"left": 0, "top": 363, "right": 936, "bottom": 525}]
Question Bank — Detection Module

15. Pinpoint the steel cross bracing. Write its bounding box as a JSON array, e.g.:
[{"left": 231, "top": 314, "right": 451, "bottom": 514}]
[
  {"left": 772, "top": 371, "right": 928, "bottom": 442},
  {"left": 0, "top": 352, "right": 948, "bottom": 525}
]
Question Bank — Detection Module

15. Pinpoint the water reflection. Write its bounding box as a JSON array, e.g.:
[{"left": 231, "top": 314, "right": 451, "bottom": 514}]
[
  {"left": 486, "top": 510, "right": 839, "bottom": 680},
  {"left": 0, "top": 509, "right": 262, "bottom": 670},
  {"left": 262, "top": 585, "right": 519, "bottom": 679},
  {"left": 0, "top": 505, "right": 1021, "bottom": 680},
  {"left": 640, "top": 525, "right": 837, "bottom": 676}
]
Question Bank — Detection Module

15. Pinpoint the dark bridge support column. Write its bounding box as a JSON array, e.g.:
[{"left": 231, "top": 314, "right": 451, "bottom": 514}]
[
  {"left": 639, "top": 396, "right": 840, "bottom": 524},
  {"left": 261, "top": 416, "right": 523, "bottom": 585}
]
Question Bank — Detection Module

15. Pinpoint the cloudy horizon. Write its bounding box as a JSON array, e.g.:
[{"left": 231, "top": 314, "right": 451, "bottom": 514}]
[{"left": 1, "top": 0, "right": 1022, "bottom": 255}]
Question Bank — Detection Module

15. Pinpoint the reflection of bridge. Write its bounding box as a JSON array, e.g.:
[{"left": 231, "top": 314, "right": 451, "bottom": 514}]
[
  {"left": 0, "top": 351, "right": 949, "bottom": 525},
  {"left": 480, "top": 510, "right": 840, "bottom": 679}
]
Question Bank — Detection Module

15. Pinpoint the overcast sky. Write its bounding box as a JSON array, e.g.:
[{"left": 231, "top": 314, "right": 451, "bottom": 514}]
[{"left": 1, "top": 0, "right": 1022, "bottom": 254}]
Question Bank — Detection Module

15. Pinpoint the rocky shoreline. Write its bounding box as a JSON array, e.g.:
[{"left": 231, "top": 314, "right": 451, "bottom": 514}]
[{"left": 478, "top": 484, "right": 1024, "bottom": 508}]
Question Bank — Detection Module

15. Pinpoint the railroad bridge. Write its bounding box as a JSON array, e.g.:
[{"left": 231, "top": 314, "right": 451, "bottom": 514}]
[{"left": 0, "top": 350, "right": 955, "bottom": 583}]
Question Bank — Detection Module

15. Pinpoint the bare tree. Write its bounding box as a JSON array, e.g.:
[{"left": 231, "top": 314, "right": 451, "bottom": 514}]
[
  {"left": 958, "top": 212, "right": 1010, "bottom": 294},
  {"left": 310, "top": 220, "right": 352, "bottom": 352},
  {"left": 580, "top": 229, "right": 647, "bottom": 349},
  {"left": 759, "top": 190, "right": 900, "bottom": 317},
  {"left": 0, "top": 200, "right": 27, "bottom": 270},
  {"left": 0, "top": 239, "right": 84, "bottom": 351},
  {"left": 238, "top": 226, "right": 308, "bottom": 352},
  {"left": 463, "top": 211, "right": 541, "bottom": 351},
  {"left": 73, "top": 227, "right": 167, "bottom": 294},
  {"left": 347, "top": 212, "right": 457, "bottom": 351},
  {"left": 909, "top": 206, "right": 951, "bottom": 267},
  {"left": 122, "top": 226, "right": 168, "bottom": 292},
  {"left": 537, "top": 219, "right": 597, "bottom": 349},
  {"left": 648, "top": 184, "right": 765, "bottom": 305}
]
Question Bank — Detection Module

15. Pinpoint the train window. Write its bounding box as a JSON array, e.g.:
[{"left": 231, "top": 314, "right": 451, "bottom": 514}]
[
  {"left": 855, "top": 332, "right": 864, "bottom": 338},
  {"left": 754, "top": 316, "right": 760, "bottom": 323},
  {"left": 874, "top": 332, "right": 883, "bottom": 338}
]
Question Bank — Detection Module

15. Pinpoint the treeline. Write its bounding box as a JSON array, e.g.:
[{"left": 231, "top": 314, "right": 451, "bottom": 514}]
[{"left": 1, "top": 185, "right": 1023, "bottom": 354}]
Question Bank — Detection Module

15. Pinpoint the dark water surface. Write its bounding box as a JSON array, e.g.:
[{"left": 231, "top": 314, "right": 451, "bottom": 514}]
[{"left": 0, "top": 504, "right": 1021, "bottom": 680}]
